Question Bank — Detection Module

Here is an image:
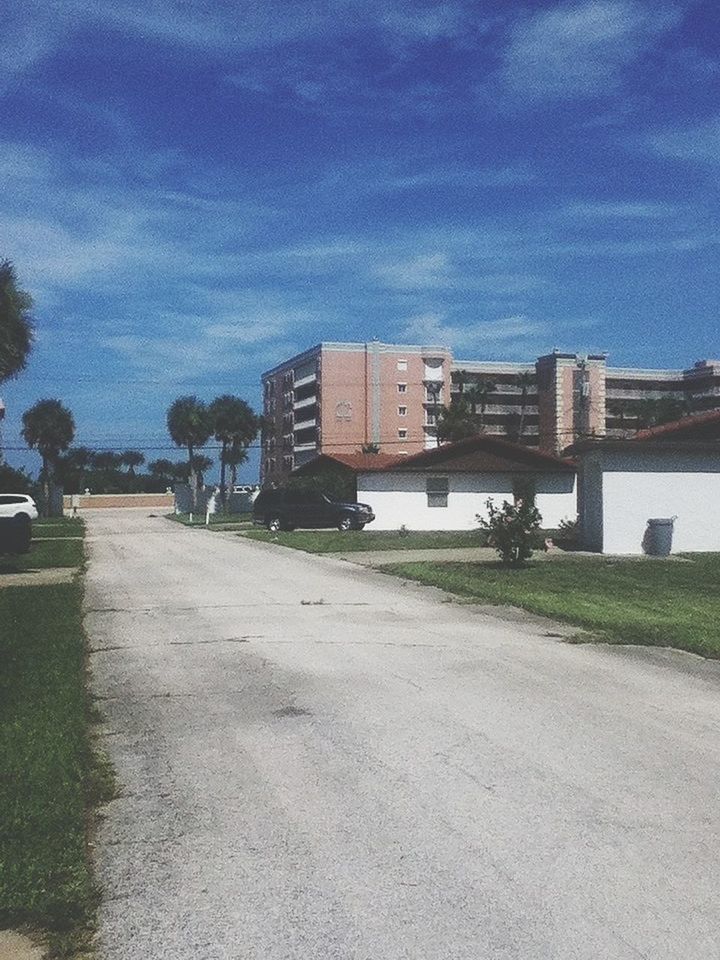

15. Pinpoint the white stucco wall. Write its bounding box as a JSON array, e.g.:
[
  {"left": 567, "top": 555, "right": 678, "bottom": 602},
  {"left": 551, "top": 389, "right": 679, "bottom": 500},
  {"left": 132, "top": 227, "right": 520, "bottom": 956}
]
[
  {"left": 357, "top": 471, "right": 576, "bottom": 531},
  {"left": 579, "top": 449, "right": 720, "bottom": 554}
]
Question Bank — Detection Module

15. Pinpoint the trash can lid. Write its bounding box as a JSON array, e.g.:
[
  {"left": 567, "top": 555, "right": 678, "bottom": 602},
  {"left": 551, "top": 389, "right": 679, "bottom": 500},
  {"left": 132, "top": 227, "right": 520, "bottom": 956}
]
[{"left": 647, "top": 517, "right": 675, "bottom": 525}]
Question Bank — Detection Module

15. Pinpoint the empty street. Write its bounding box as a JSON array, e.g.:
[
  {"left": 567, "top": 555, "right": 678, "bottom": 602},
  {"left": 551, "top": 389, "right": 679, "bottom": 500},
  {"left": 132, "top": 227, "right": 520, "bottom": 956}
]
[{"left": 86, "top": 510, "right": 720, "bottom": 959}]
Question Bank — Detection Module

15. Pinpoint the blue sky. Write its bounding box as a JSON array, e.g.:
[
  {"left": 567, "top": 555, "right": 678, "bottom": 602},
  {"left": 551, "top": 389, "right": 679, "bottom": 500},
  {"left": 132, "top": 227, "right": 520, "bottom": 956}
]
[{"left": 1, "top": 0, "right": 718, "bottom": 480}]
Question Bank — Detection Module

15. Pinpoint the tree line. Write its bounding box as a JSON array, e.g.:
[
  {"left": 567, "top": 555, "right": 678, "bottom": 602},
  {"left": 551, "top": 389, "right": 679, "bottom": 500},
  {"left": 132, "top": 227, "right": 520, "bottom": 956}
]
[
  {"left": 9, "top": 393, "right": 260, "bottom": 512},
  {"left": 1, "top": 259, "right": 259, "bottom": 512}
]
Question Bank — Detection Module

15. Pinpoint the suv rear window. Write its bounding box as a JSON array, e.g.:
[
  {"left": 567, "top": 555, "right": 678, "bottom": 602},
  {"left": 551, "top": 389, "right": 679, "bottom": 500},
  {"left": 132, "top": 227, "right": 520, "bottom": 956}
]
[{"left": 0, "top": 495, "right": 27, "bottom": 505}]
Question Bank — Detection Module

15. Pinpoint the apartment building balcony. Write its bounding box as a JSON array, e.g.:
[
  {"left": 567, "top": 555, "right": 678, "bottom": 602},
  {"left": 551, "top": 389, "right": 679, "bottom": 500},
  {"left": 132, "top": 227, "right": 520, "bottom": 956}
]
[
  {"left": 294, "top": 441, "right": 318, "bottom": 453},
  {"left": 293, "top": 394, "right": 317, "bottom": 411},
  {"left": 294, "top": 371, "right": 317, "bottom": 390},
  {"left": 294, "top": 423, "right": 318, "bottom": 450},
  {"left": 293, "top": 415, "right": 317, "bottom": 431}
]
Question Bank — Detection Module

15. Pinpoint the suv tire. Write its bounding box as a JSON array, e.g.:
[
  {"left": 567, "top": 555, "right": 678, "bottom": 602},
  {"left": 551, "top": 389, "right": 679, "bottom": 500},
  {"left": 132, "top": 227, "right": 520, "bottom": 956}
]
[
  {"left": 337, "top": 515, "right": 353, "bottom": 532},
  {"left": 266, "top": 516, "right": 282, "bottom": 532}
]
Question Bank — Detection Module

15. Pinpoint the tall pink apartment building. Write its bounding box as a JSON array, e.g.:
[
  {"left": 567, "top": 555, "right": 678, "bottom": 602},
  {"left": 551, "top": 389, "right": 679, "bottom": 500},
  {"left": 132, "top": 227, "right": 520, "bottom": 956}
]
[
  {"left": 261, "top": 343, "right": 720, "bottom": 484},
  {"left": 261, "top": 342, "right": 452, "bottom": 485}
]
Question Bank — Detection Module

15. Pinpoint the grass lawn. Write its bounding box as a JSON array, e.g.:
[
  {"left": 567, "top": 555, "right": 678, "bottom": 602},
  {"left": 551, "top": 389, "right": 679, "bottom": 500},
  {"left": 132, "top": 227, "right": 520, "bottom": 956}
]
[
  {"left": 0, "top": 538, "right": 85, "bottom": 574},
  {"left": 384, "top": 554, "right": 720, "bottom": 659},
  {"left": 0, "top": 580, "right": 114, "bottom": 953},
  {"left": 34, "top": 518, "right": 85, "bottom": 539},
  {"left": 241, "top": 528, "right": 490, "bottom": 553},
  {"left": 168, "top": 512, "right": 252, "bottom": 530}
]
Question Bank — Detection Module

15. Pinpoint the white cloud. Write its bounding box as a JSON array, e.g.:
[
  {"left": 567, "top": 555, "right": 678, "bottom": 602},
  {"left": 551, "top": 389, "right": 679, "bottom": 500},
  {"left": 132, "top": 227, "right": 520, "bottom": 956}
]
[
  {"left": 0, "top": 1, "right": 487, "bottom": 95},
  {"left": 376, "top": 253, "right": 452, "bottom": 290},
  {"left": 399, "top": 311, "right": 550, "bottom": 350},
  {"left": 371, "top": 164, "right": 536, "bottom": 193},
  {"left": 644, "top": 114, "right": 720, "bottom": 165},
  {"left": 563, "top": 200, "right": 680, "bottom": 219},
  {"left": 498, "top": 0, "right": 679, "bottom": 102}
]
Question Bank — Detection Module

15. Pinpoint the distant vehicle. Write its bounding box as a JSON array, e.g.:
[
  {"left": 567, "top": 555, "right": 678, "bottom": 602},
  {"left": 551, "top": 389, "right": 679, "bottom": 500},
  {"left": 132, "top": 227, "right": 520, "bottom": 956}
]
[
  {"left": 253, "top": 489, "right": 375, "bottom": 532},
  {"left": 0, "top": 494, "right": 38, "bottom": 520}
]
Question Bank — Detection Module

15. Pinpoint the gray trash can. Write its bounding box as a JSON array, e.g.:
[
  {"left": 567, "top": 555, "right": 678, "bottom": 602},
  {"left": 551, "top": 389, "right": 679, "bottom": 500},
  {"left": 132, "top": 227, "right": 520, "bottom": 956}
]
[{"left": 645, "top": 518, "right": 675, "bottom": 557}]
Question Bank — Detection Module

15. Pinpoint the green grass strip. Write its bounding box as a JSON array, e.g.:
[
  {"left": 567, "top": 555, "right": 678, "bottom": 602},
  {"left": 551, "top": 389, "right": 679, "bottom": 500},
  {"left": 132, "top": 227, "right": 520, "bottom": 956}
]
[
  {"left": 241, "top": 529, "right": 489, "bottom": 553},
  {"left": 0, "top": 582, "right": 101, "bottom": 932},
  {"left": 0, "top": 539, "right": 84, "bottom": 574},
  {"left": 384, "top": 554, "right": 720, "bottom": 659},
  {"left": 33, "top": 518, "right": 86, "bottom": 532}
]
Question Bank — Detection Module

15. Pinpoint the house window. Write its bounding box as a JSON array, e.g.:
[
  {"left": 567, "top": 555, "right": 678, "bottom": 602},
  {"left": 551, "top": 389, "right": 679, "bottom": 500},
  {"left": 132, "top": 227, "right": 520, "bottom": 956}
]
[
  {"left": 426, "top": 476, "right": 449, "bottom": 508},
  {"left": 397, "top": 359, "right": 408, "bottom": 371},
  {"left": 398, "top": 428, "right": 408, "bottom": 439},
  {"left": 397, "top": 383, "right": 407, "bottom": 393},
  {"left": 398, "top": 406, "right": 407, "bottom": 416},
  {"left": 426, "top": 410, "right": 437, "bottom": 426}
]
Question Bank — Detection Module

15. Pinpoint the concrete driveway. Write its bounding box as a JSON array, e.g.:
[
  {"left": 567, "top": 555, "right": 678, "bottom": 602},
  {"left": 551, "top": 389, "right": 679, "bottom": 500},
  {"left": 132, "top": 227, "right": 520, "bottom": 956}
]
[{"left": 86, "top": 510, "right": 720, "bottom": 959}]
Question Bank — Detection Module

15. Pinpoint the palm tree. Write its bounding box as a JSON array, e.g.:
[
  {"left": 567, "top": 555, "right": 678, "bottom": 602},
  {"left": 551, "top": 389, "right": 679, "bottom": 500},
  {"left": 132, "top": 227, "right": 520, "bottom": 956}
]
[
  {"left": 515, "top": 371, "right": 534, "bottom": 441},
  {"left": 190, "top": 454, "right": 213, "bottom": 489},
  {"left": 223, "top": 440, "right": 249, "bottom": 489},
  {"left": 57, "top": 445, "right": 93, "bottom": 494},
  {"left": 503, "top": 411, "right": 522, "bottom": 443},
  {"left": 0, "top": 260, "right": 34, "bottom": 386},
  {"left": 120, "top": 450, "right": 145, "bottom": 476},
  {"left": 167, "top": 396, "right": 212, "bottom": 509},
  {"left": 21, "top": 399, "right": 75, "bottom": 515},
  {"left": 148, "top": 458, "right": 175, "bottom": 483},
  {"left": 466, "top": 379, "right": 496, "bottom": 429},
  {"left": 608, "top": 401, "right": 631, "bottom": 435},
  {"left": 208, "top": 395, "right": 259, "bottom": 509},
  {"left": 451, "top": 369, "right": 468, "bottom": 395},
  {"left": 436, "top": 398, "right": 477, "bottom": 443},
  {"left": 633, "top": 396, "right": 686, "bottom": 431},
  {"left": 92, "top": 451, "right": 122, "bottom": 472}
]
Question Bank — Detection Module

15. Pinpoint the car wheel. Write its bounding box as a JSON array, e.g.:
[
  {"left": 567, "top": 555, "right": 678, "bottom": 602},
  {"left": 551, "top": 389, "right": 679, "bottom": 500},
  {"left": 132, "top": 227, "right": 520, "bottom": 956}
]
[
  {"left": 337, "top": 515, "right": 353, "bottom": 531},
  {"left": 266, "top": 516, "right": 282, "bottom": 532}
]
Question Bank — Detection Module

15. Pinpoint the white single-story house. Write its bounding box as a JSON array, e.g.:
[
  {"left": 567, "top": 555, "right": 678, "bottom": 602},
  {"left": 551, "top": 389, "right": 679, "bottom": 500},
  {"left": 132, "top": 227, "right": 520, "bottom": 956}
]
[
  {"left": 290, "top": 439, "right": 577, "bottom": 531},
  {"left": 357, "top": 434, "right": 577, "bottom": 530},
  {"left": 570, "top": 409, "right": 720, "bottom": 554},
  {"left": 347, "top": 436, "right": 577, "bottom": 531}
]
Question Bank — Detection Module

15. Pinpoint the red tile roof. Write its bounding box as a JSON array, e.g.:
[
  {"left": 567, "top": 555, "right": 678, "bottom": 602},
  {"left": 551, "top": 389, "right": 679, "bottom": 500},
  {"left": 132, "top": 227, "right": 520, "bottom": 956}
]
[
  {"left": 293, "top": 452, "right": 402, "bottom": 474},
  {"left": 293, "top": 438, "right": 576, "bottom": 475},
  {"left": 633, "top": 408, "right": 720, "bottom": 441},
  {"left": 385, "top": 434, "right": 575, "bottom": 473}
]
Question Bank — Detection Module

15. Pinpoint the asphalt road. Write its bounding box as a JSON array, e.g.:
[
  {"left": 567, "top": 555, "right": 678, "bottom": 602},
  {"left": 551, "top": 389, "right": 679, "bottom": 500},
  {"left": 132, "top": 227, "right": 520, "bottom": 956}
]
[{"left": 86, "top": 510, "right": 720, "bottom": 960}]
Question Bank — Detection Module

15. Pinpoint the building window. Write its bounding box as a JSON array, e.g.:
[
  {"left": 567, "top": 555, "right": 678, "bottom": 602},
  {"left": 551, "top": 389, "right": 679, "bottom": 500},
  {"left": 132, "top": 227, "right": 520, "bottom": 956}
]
[
  {"left": 426, "top": 476, "right": 449, "bottom": 508},
  {"left": 426, "top": 410, "right": 437, "bottom": 426},
  {"left": 397, "top": 383, "right": 407, "bottom": 393},
  {"left": 397, "top": 359, "right": 408, "bottom": 371},
  {"left": 398, "top": 428, "right": 407, "bottom": 439},
  {"left": 398, "top": 406, "right": 407, "bottom": 416}
]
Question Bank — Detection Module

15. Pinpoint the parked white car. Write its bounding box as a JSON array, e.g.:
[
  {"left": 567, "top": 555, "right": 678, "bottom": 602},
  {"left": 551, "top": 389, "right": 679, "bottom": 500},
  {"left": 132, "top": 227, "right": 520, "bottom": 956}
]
[{"left": 0, "top": 494, "right": 38, "bottom": 520}]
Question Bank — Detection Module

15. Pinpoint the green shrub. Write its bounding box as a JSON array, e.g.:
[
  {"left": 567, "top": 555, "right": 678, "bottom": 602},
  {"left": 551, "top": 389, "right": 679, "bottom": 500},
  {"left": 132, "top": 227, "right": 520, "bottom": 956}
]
[{"left": 478, "top": 498, "right": 542, "bottom": 566}]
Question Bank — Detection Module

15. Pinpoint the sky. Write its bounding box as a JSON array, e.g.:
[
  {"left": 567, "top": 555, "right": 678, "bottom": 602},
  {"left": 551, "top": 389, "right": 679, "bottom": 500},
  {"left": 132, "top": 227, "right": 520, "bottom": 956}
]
[{"left": 1, "top": 0, "right": 718, "bottom": 480}]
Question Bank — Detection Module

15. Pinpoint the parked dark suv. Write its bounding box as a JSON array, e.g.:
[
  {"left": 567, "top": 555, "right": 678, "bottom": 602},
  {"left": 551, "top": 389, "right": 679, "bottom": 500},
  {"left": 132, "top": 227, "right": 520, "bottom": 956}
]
[{"left": 253, "top": 489, "right": 375, "bottom": 532}]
